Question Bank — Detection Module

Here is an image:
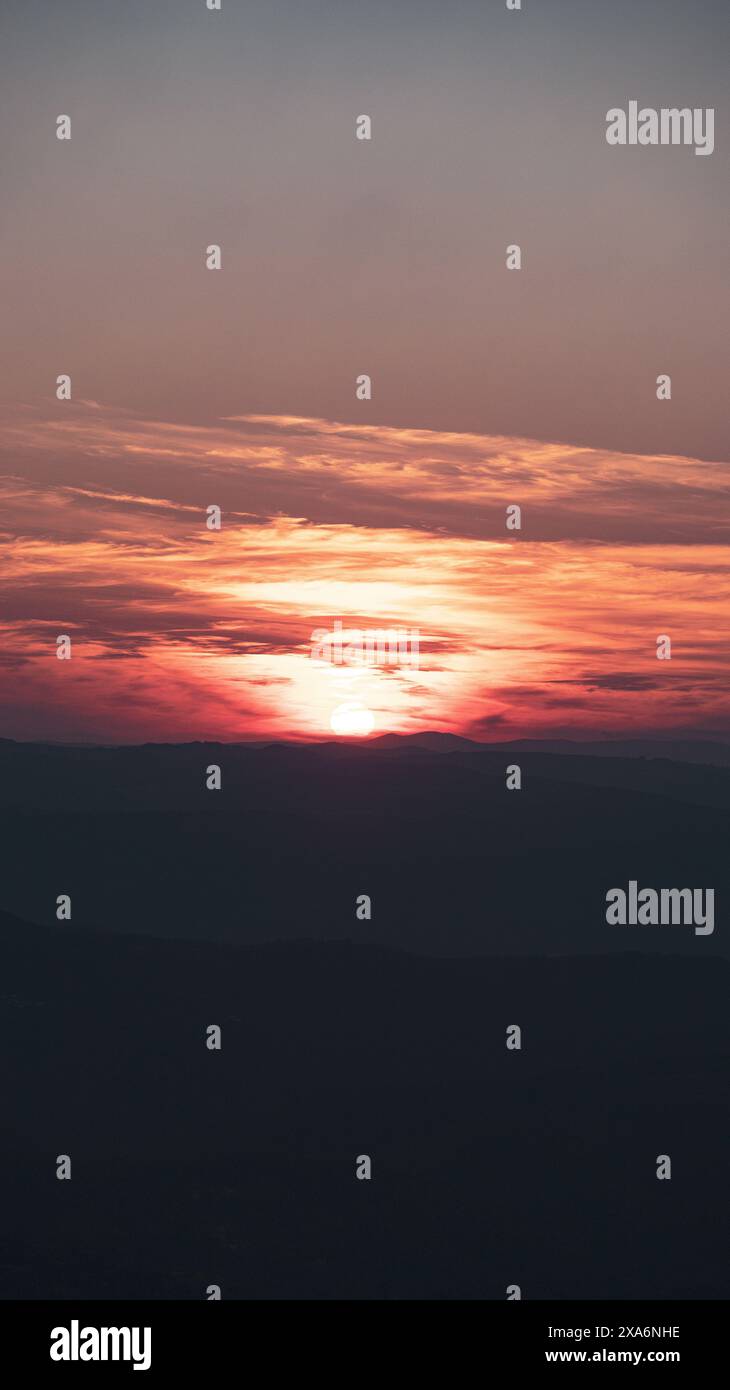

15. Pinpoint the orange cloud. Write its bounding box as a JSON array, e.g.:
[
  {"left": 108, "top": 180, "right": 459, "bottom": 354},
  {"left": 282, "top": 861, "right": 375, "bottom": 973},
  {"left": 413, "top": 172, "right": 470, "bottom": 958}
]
[{"left": 1, "top": 406, "right": 728, "bottom": 743}]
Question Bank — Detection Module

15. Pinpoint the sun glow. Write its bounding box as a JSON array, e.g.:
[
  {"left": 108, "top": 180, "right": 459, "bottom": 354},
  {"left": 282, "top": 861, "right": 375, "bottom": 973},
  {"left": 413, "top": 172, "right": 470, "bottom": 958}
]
[
  {"left": 330, "top": 702, "right": 376, "bottom": 737},
  {"left": 1, "top": 408, "right": 728, "bottom": 744}
]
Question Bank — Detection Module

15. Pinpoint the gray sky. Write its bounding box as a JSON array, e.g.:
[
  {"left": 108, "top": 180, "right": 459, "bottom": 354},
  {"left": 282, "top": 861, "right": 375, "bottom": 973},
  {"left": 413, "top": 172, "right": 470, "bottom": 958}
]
[{"left": 1, "top": 0, "right": 728, "bottom": 459}]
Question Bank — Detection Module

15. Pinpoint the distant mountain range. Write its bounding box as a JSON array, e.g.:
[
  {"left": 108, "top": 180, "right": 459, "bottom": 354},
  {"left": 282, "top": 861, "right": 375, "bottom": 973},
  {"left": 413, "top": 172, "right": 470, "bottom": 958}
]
[
  {"left": 367, "top": 732, "right": 730, "bottom": 765},
  {"left": 4, "top": 730, "right": 729, "bottom": 764},
  {"left": 0, "top": 736, "right": 726, "bottom": 956}
]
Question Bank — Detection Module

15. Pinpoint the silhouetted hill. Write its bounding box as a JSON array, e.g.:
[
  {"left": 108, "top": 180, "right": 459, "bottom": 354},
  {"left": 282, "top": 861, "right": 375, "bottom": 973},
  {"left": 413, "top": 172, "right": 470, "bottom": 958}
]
[
  {"left": 0, "top": 739, "right": 726, "bottom": 956},
  {"left": 4, "top": 732, "right": 728, "bottom": 763},
  {"left": 0, "top": 911, "right": 728, "bottom": 1299},
  {"left": 366, "top": 733, "right": 730, "bottom": 764},
  {"left": 495, "top": 737, "right": 730, "bottom": 767},
  {"left": 1, "top": 739, "right": 727, "bottom": 1298},
  {"left": 367, "top": 731, "right": 480, "bottom": 751}
]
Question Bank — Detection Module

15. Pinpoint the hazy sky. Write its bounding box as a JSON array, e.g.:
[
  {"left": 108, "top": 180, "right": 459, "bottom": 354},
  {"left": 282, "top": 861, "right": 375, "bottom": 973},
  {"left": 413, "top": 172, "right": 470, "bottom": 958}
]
[
  {"left": 1, "top": 3, "right": 728, "bottom": 742},
  {"left": 1, "top": 0, "right": 728, "bottom": 457}
]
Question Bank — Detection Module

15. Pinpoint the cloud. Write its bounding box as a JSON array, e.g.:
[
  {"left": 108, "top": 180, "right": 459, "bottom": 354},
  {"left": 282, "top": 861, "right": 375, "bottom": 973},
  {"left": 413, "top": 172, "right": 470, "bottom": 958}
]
[
  {"left": 2, "top": 404, "right": 728, "bottom": 545},
  {"left": 1, "top": 405, "right": 728, "bottom": 742}
]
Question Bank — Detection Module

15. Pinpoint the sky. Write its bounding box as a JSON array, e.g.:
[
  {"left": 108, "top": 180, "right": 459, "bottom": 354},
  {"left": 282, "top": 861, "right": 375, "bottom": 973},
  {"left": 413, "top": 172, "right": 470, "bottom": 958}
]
[
  {"left": 1, "top": 1, "right": 728, "bottom": 742},
  {"left": 1, "top": 404, "right": 728, "bottom": 742}
]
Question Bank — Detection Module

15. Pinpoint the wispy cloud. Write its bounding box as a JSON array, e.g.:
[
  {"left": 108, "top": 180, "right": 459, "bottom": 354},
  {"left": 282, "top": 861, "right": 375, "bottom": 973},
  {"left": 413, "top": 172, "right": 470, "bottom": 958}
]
[{"left": 1, "top": 406, "right": 728, "bottom": 742}]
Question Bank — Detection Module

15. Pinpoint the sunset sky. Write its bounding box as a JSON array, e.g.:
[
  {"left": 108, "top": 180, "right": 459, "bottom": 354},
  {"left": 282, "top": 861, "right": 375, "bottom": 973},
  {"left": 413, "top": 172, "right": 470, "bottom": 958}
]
[
  {"left": 1, "top": 0, "right": 728, "bottom": 743},
  {"left": 1, "top": 404, "right": 728, "bottom": 742}
]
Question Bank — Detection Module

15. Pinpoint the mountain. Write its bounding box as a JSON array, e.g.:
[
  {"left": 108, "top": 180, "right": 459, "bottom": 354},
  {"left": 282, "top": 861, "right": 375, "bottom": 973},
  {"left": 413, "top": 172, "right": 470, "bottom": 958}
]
[
  {"left": 493, "top": 737, "right": 730, "bottom": 767},
  {"left": 1, "top": 737, "right": 727, "bottom": 1298},
  {"left": 0, "top": 738, "right": 726, "bottom": 956},
  {"left": 1, "top": 909, "right": 728, "bottom": 1299},
  {"left": 367, "top": 733, "right": 730, "bottom": 764},
  {"left": 366, "top": 731, "right": 480, "bottom": 751}
]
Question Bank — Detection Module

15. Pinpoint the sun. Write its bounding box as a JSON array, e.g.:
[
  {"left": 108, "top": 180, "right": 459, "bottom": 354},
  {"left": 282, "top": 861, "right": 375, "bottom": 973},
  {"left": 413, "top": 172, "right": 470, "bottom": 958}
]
[{"left": 330, "top": 701, "right": 375, "bottom": 737}]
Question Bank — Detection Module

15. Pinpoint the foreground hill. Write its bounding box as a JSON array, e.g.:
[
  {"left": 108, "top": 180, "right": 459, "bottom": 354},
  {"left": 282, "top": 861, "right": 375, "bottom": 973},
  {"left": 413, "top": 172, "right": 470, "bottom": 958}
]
[
  {"left": 1, "top": 739, "right": 726, "bottom": 1297},
  {"left": 0, "top": 912, "right": 728, "bottom": 1298}
]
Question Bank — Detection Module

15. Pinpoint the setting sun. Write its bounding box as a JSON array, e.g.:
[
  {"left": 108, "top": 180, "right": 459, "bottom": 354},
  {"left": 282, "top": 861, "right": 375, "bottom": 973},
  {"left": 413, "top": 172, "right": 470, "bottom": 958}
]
[{"left": 330, "top": 702, "right": 376, "bottom": 737}]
